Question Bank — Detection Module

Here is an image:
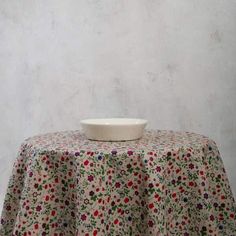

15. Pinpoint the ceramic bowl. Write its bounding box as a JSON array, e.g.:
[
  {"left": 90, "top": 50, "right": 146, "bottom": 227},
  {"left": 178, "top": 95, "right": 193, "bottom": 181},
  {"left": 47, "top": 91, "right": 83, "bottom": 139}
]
[{"left": 80, "top": 118, "right": 147, "bottom": 141}]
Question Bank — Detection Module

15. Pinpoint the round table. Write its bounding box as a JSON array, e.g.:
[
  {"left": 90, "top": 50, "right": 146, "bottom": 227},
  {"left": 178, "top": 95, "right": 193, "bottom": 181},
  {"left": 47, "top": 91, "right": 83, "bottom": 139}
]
[{"left": 0, "top": 130, "right": 235, "bottom": 236}]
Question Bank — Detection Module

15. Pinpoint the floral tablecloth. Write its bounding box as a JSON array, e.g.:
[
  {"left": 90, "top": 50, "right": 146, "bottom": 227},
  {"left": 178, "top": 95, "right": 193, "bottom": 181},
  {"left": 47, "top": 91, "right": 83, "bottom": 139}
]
[{"left": 0, "top": 130, "right": 236, "bottom": 236}]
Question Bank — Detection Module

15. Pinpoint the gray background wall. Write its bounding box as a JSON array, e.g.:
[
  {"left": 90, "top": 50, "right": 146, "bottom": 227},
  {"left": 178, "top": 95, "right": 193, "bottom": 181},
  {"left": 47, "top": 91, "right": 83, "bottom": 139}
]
[{"left": 0, "top": 0, "right": 236, "bottom": 210}]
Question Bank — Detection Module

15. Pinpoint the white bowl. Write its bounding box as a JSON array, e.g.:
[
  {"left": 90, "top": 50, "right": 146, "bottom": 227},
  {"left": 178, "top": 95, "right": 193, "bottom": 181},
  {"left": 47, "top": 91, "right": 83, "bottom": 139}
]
[{"left": 80, "top": 118, "right": 147, "bottom": 141}]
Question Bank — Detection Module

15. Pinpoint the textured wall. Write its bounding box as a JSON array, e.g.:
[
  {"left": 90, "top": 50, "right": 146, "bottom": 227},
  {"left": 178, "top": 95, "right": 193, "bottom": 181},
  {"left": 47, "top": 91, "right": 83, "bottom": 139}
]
[{"left": 0, "top": 0, "right": 236, "bottom": 209}]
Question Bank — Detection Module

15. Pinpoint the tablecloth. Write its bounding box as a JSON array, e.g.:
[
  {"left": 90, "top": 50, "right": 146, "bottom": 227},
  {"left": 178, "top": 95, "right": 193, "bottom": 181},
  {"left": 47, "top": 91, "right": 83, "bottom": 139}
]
[{"left": 0, "top": 130, "right": 235, "bottom": 236}]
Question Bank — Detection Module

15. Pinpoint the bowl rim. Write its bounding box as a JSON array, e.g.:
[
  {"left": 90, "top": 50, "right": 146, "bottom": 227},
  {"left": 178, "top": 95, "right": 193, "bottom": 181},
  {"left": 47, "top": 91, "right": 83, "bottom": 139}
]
[{"left": 80, "top": 118, "right": 148, "bottom": 126}]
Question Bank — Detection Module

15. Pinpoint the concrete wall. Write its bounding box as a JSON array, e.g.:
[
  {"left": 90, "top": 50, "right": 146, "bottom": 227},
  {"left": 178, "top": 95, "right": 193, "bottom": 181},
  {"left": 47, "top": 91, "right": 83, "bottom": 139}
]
[{"left": 0, "top": 0, "right": 236, "bottom": 209}]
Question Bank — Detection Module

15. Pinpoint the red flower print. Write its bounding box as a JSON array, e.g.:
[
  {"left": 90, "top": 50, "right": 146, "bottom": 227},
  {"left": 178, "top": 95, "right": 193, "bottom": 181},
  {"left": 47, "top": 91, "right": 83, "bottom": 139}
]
[
  {"left": 115, "top": 182, "right": 121, "bottom": 188},
  {"left": 84, "top": 160, "right": 89, "bottom": 166},
  {"left": 114, "top": 219, "right": 119, "bottom": 224},
  {"left": 70, "top": 184, "right": 75, "bottom": 188},
  {"left": 176, "top": 169, "right": 181, "bottom": 174},
  {"left": 124, "top": 197, "right": 129, "bottom": 203},
  {"left": 189, "top": 181, "right": 194, "bottom": 187},
  {"left": 1, "top": 130, "right": 236, "bottom": 235},
  {"left": 51, "top": 210, "right": 56, "bottom": 216},
  {"left": 149, "top": 203, "right": 154, "bottom": 209},
  {"left": 148, "top": 220, "right": 154, "bottom": 227},
  {"left": 127, "top": 181, "right": 133, "bottom": 187}
]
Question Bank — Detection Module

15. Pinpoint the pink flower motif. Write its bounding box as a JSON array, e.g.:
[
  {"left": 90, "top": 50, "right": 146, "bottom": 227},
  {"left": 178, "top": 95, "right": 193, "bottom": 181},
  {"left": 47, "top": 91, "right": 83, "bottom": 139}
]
[
  {"left": 36, "top": 205, "right": 42, "bottom": 212},
  {"left": 189, "top": 163, "right": 194, "bottom": 169},
  {"left": 156, "top": 166, "right": 161, "bottom": 172},
  {"left": 210, "top": 215, "right": 215, "bottom": 221},
  {"left": 148, "top": 220, "right": 154, "bottom": 227},
  {"left": 88, "top": 175, "right": 94, "bottom": 182},
  {"left": 81, "top": 214, "right": 87, "bottom": 221},
  {"left": 111, "top": 150, "right": 117, "bottom": 156},
  {"left": 115, "top": 182, "right": 121, "bottom": 188},
  {"left": 127, "top": 150, "right": 133, "bottom": 156}
]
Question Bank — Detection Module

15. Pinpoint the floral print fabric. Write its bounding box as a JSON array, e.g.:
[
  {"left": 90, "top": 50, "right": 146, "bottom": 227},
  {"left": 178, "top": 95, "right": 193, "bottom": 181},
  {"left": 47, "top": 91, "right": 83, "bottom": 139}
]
[{"left": 0, "top": 130, "right": 235, "bottom": 236}]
